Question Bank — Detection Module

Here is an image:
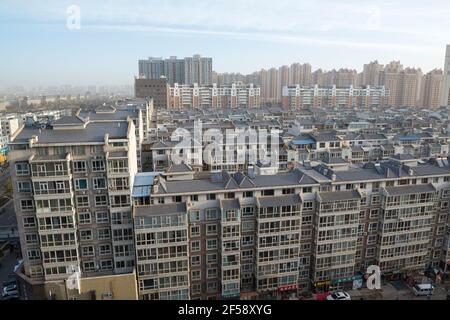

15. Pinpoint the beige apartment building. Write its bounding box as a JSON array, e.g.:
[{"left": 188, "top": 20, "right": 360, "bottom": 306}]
[
  {"left": 130, "top": 155, "right": 450, "bottom": 299},
  {"left": 9, "top": 111, "right": 139, "bottom": 300},
  {"left": 421, "top": 69, "right": 443, "bottom": 109}
]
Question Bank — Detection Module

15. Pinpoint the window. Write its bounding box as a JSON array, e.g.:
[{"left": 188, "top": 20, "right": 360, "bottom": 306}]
[
  {"left": 95, "top": 195, "right": 108, "bottom": 207},
  {"left": 78, "top": 212, "right": 91, "bottom": 224},
  {"left": 173, "top": 196, "right": 182, "bottom": 203},
  {"left": 191, "top": 255, "right": 201, "bottom": 266},
  {"left": 99, "top": 244, "right": 112, "bottom": 255},
  {"left": 243, "top": 191, "right": 254, "bottom": 198},
  {"left": 206, "top": 224, "right": 218, "bottom": 235},
  {"left": 191, "top": 270, "right": 201, "bottom": 281},
  {"left": 80, "top": 229, "right": 93, "bottom": 241},
  {"left": 97, "top": 228, "right": 111, "bottom": 240},
  {"left": 207, "top": 268, "right": 217, "bottom": 279},
  {"left": 207, "top": 253, "right": 217, "bottom": 264},
  {"left": 73, "top": 161, "right": 87, "bottom": 173},
  {"left": 83, "top": 261, "right": 95, "bottom": 272},
  {"left": 82, "top": 246, "right": 95, "bottom": 257},
  {"left": 16, "top": 162, "right": 30, "bottom": 175},
  {"left": 261, "top": 189, "right": 274, "bottom": 196},
  {"left": 53, "top": 146, "right": 66, "bottom": 155},
  {"left": 96, "top": 211, "right": 109, "bottom": 223},
  {"left": 205, "top": 209, "right": 218, "bottom": 220},
  {"left": 191, "top": 241, "right": 201, "bottom": 252},
  {"left": 17, "top": 181, "right": 32, "bottom": 192},
  {"left": 206, "top": 239, "right": 217, "bottom": 250},
  {"left": 224, "top": 192, "right": 235, "bottom": 199},
  {"left": 20, "top": 199, "right": 34, "bottom": 211},
  {"left": 190, "top": 195, "right": 198, "bottom": 202},
  {"left": 92, "top": 160, "right": 105, "bottom": 172},
  {"left": 368, "top": 222, "right": 378, "bottom": 232},
  {"left": 242, "top": 206, "right": 254, "bottom": 217},
  {"left": 206, "top": 193, "right": 216, "bottom": 200},
  {"left": 25, "top": 233, "right": 39, "bottom": 245},
  {"left": 282, "top": 188, "right": 295, "bottom": 194},
  {"left": 100, "top": 260, "right": 113, "bottom": 270},
  {"left": 369, "top": 209, "right": 379, "bottom": 219},
  {"left": 76, "top": 196, "right": 89, "bottom": 208},
  {"left": 23, "top": 217, "right": 36, "bottom": 228},
  {"left": 72, "top": 146, "right": 85, "bottom": 155},
  {"left": 110, "top": 195, "right": 130, "bottom": 207},
  {"left": 242, "top": 236, "right": 253, "bottom": 246},
  {"left": 93, "top": 177, "right": 106, "bottom": 189},
  {"left": 191, "top": 226, "right": 200, "bottom": 237},
  {"left": 91, "top": 145, "right": 102, "bottom": 154},
  {"left": 190, "top": 210, "right": 200, "bottom": 222},
  {"left": 302, "top": 187, "right": 312, "bottom": 193},
  {"left": 75, "top": 178, "right": 88, "bottom": 190},
  {"left": 207, "top": 281, "right": 217, "bottom": 293},
  {"left": 27, "top": 250, "right": 41, "bottom": 261}
]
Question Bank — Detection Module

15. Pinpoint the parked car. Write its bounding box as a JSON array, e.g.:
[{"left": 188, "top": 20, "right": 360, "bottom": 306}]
[
  {"left": 326, "top": 291, "right": 351, "bottom": 300},
  {"left": 13, "top": 259, "right": 23, "bottom": 272},
  {"left": 2, "top": 284, "right": 18, "bottom": 298},
  {"left": 412, "top": 284, "right": 434, "bottom": 296}
]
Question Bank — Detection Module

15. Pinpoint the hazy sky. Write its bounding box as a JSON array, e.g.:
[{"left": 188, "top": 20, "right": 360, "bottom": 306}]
[{"left": 1, "top": 0, "right": 449, "bottom": 88}]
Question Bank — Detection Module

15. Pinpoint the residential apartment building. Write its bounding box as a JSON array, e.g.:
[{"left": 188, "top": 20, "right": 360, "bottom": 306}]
[
  {"left": 441, "top": 44, "right": 450, "bottom": 107},
  {"left": 168, "top": 83, "right": 261, "bottom": 109},
  {"left": 134, "top": 77, "right": 170, "bottom": 109},
  {"left": 399, "top": 68, "right": 423, "bottom": 107},
  {"left": 362, "top": 61, "right": 384, "bottom": 86},
  {"left": 379, "top": 61, "right": 403, "bottom": 107},
  {"left": 8, "top": 114, "right": 139, "bottom": 299},
  {"left": 129, "top": 155, "right": 450, "bottom": 299},
  {"left": 289, "top": 63, "right": 312, "bottom": 87},
  {"left": 281, "top": 85, "right": 388, "bottom": 109},
  {"left": 138, "top": 55, "right": 213, "bottom": 86},
  {"left": 421, "top": 69, "right": 443, "bottom": 109}
]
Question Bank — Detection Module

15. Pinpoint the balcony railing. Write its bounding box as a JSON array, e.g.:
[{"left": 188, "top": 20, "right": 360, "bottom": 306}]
[{"left": 32, "top": 170, "right": 70, "bottom": 177}]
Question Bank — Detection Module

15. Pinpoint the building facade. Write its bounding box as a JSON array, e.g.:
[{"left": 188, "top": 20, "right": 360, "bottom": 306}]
[
  {"left": 281, "top": 85, "right": 388, "bottom": 109},
  {"left": 168, "top": 83, "right": 261, "bottom": 109},
  {"left": 9, "top": 114, "right": 138, "bottom": 299}
]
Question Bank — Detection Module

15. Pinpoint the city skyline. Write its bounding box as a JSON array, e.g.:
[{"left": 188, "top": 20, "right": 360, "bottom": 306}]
[{"left": 1, "top": 0, "right": 450, "bottom": 88}]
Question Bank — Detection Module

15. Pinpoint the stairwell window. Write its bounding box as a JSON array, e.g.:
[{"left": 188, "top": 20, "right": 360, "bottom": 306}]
[{"left": 92, "top": 160, "right": 105, "bottom": 172}]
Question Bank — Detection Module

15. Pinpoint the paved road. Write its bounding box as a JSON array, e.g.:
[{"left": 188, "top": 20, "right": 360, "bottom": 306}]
[
  {"left": 0, "top": 200, "right": 16, "bottom": 227},
  {"left": 0, "top": 171, "right": 11, "bottom": 195},
  {"left": 348, "top": 281, "right": 449, "bottom": 300},
  {"left": 0, "top": 251, "right": 18, "bottom": 296}
]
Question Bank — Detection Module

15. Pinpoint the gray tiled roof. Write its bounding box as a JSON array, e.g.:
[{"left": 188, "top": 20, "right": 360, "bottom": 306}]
[
  {"left": 384, "top": 184, "right": 436, "bottom": 196},
  {"left": 257, "top": 194, "right": 302, "bottom": 207},
  {"left": 134, "top": 202, "right": 187, "bottom": 217},
  {"left": 16, "top": 121, "right": 129, "bottom": 144},
  {"left": 318, "top": 190, "right": 361, "bottom": 202}
]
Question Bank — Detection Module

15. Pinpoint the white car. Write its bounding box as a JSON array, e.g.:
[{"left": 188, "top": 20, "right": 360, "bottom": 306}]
[
  {"left": 412, "top": 284, "right": 434, "bottom": 296},
  {"left": 326, "top": 291, "right": 351, "bottom": 300},
  {"left": 13, "top": 259, "right": 23, "bottom": 272},
  {"left": 2, "top": 284, "right": 18, "bottom": 298}
]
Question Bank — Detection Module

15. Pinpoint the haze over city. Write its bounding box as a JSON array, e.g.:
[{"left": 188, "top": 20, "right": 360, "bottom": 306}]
[{"left": 1, "top": 0, "right": 450, "bottom": 88}]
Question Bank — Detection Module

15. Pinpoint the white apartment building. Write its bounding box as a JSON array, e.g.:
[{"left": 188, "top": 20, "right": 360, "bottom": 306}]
[{"left": 169, "top": 82, "right": 261, "bottom": 109}]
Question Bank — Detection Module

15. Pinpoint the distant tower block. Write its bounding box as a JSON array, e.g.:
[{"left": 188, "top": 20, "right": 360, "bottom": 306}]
[{"left": 441, "top": 45, "right": 450, "bottom": 107}]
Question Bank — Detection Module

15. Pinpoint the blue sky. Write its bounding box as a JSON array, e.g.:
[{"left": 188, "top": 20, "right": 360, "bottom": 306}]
[{"left": 1, "top": 0, "right": 449, "bottom": 88}]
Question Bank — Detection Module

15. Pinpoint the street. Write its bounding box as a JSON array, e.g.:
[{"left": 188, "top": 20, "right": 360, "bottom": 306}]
[
  {"left": 0, "top": 251, "right": 18, "bottom": 296},
  {"left": 0, "top": 200, "right": 17, "bottom": 227},
  {"left": 347, "top": 281, "right": 449, "bottom": 300}
]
